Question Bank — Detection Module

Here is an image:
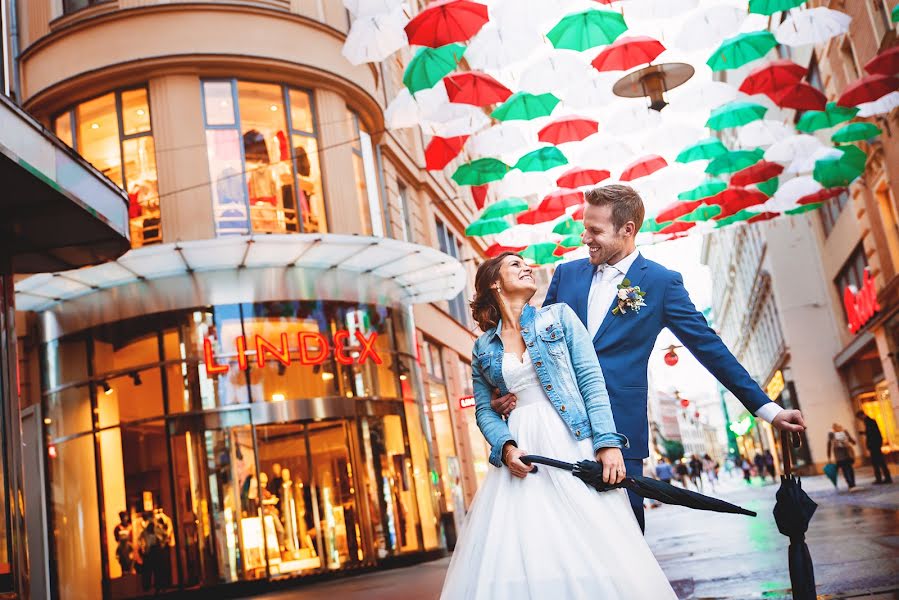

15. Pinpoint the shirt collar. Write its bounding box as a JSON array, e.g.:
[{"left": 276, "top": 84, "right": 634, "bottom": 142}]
[{"left": 601, "top": 248, "right": 641, "bottom": 277}]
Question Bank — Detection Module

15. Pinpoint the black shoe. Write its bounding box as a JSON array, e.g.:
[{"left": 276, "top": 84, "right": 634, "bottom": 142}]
[{"left": 874, "top": 480, "right": 885, "bottom": 485}]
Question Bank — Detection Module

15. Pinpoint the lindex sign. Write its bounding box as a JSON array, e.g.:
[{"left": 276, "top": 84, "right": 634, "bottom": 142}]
[
  {"left": 203, "top": 331, "right": 382, "bottom": 373},
  {"left": 844, "top": 269, "right": 880, "bottom": 334}
]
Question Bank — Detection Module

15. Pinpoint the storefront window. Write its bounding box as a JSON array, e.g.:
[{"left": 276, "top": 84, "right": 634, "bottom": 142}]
[
  {"left": 54, "top": 88, "right": 160, "bottom": 248},
  {"left": 458, "top": 361, "right": 489, "bottom": 488},
  {"left": 347, "top": 110, "right": 384, "bottom": 236},
  {"left": 862, "top": 382, "right": 898, "bottom": 453},
  {"left": 63, "top": 0, "right": 112, "bottom": 14},
  {"left": 202, "top": 80, "right": 326, "bottom": 236},
  {"left": 421, "top": 340, "right": 461, "bottom": 518}
]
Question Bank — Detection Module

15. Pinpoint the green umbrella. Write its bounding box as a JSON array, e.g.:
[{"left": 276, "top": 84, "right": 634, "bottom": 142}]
[
  {"left": 796, "top": 102, "right": 859, "bottom": 133},
  {"left": 707, "top": 31, "right": 778, "bottom": 72},
  {"left": 640, "top": 217, "right": 673, "bottom": 233},
  {"left": 680, "top": 204, "right": 722, "bottom": 222},
  {"left": 715, "top": 209, "right": 758, "bottom": 227},
  {"left": 678, "top": 180, "right": 727, "bottom": 201},
  {"left": 813, "top": 145, "right": 866, "bottom": 188},
  {"left": 706, "top": 101, "right": 768, "bottom": 130},
  {"left": 451, "top": 158, "right": 511, "bottom": 186},
  {"left": 558, "top": 234, "right": 582, "bottom": 248},
  {"left": 755, "top": 176, "right": 779, "bottom": 197},
  {"left": 465, "top": 217, "right": 510, "bottom": 237},
  {"left": 832, "top": 122, "right": 882, "bottom": 144},
  {"left": 706, "top": 149, "right": 764, "bottom": 175},
  {"left": 492, "top": 92, "right": 561, "bottom": 121},
  {"left": 786, "top": 202, "right": 823, "bottom": 215},
  {"left": 547, "top": 9, "right": 628, "bottom": 52},
  {"left": 893, "top": 4, "right": 898, "bottom": 23},
  {"left": 522, "top": 242, "right": 563, "bottom": 265},
  {"left": 481, "top": 197, "right": 529, "bottom": 219},
  {"left": 403, "top": 44, "right": 465, "bottom": 94},
  {"left": 552, "top": 217, "right": 584, "bottom": 236},
  {"left": 676, "top": 138, "right": 729, "bottom": 163},
  {"left": 748, "top": 0, "right": 806, "bottom": 15},
  {"left": 515, "top": 147, "right": 568, "bottom": 172}
]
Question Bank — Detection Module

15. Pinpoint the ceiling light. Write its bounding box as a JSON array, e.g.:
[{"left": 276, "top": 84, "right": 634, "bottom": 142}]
[
  {"left": 271, "top": 393, "right": 285, "bottom": 402},
  {"left": 270, "top": 105, "right": 278, "bottom": 112},
  {"left": 321, "top": 371, "right": 335, "bottom": 381},
  {"left": 91, "top": 123, "right": 100, "bottom": 129},
  {"left": 136, "top": 109, "right": 146, "bottom": 116},
  {"left": 101, "top": 380, "right": 112, "bottom": 395}
]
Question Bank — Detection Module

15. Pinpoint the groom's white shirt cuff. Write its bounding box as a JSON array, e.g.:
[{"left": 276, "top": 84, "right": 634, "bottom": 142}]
[{"left": 755, "top": 402, "right": 783, "bottom": 423}]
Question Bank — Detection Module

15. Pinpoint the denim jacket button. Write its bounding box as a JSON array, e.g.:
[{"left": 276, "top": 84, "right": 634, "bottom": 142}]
[
  {"left": 528, "top": 342, "right": 534, "bottom": 347},
  {"left": 575, "top": 430, "right": 581, "bottom": 437},
  {"left": 560, "top": 405, "right": 566, "bottom": 412},
  {"left": 545, "top": 384, "right": 552, "bottom": 391},
  {"left": 535, "top": 361, "right": 543, "bottom": 367}
]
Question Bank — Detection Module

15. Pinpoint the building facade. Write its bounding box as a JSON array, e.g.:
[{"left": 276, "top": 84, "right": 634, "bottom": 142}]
[{"left": 5, "top": 2, "right": 489, "bottom": 598}]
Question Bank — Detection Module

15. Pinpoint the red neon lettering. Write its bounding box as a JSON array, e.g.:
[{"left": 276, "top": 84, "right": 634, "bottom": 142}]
[
  {"left": 844, "top": 269, "right": 881, "bottom": 334},
  {"left": 236, "top": 336, "right": 248, "bottom": 370},
  {"left": 298, "top": 332, "right": 328, "bottom": 365},
  {"left": 256, "top": 333, "right": 291, "bottom": 368},
  {"left": 333, "top": 331, "right": 354, "bottom": 365},
  {"left": 355, "top": 332, "right": 382, "bottom": 364},
  {"left": 203, "top": 339, "right": 229, "bottom": 375}
]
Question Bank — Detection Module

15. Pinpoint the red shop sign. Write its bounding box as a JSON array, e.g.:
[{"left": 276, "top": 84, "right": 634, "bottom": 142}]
[
  {"left": 459, "top": 396, "right": 476, "bottom": 409},
  {"left": 844, "top": 269, "right": 880, "bottom": 334},
  {"left": 203, "top": 331, "right": 382, "bottom": 374}
]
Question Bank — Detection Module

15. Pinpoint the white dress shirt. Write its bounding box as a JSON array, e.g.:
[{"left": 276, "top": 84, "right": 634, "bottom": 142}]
[{"left": 586, "top": 249, "right": 784, "bottom": 424}]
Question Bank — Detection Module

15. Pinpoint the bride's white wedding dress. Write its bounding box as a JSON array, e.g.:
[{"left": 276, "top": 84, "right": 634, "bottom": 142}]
[{"left": 440, "top": 352, "right": 677, "bottom": 600}]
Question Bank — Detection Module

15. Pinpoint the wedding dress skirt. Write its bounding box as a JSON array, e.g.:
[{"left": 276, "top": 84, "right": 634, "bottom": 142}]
[{"left": 440, "top": 352, "right": 676, "bottom": 600}]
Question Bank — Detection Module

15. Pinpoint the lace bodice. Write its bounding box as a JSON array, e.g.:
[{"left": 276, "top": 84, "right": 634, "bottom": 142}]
[{"left": 501, "top": 352, "right": 542, "bottom": 394}]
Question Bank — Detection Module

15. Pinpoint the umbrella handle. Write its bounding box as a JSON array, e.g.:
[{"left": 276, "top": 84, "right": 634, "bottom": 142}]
[
  {"left": 781, "top": 430, "right": 802, "bottom": 477},
  {"left": 520, "top": 455, "right": 576, "bottom": 472}
]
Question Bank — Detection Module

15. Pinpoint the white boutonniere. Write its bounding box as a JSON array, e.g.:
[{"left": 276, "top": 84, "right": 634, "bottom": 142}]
[{"left": 612, "top": 279, "right": 647, "bottom": 315}]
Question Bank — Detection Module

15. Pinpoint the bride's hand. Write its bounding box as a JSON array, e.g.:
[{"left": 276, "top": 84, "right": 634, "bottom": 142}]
[
  {"left": 595, "top": 447, "right": 626, "bottom": 484},
  {"left": 504, "top": 446, "right": 534, "bottom": 479}
]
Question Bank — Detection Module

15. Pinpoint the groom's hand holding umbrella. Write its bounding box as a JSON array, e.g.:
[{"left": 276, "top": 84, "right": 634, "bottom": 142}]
[{"left": 772, "top": 409, "right": 807, "bottom": 433}]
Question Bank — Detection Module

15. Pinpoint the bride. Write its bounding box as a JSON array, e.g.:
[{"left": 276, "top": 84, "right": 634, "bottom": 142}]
[{"left": 440, "top": 252, "right": 676, "bottom": 599}]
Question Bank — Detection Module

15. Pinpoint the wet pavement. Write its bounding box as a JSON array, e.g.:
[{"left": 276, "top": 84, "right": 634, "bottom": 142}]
[{"left": 250, "top": 467, "right": 899, "bottom": 600}]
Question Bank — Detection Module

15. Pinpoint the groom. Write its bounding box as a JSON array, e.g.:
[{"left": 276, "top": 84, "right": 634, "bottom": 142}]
[{"left": 492, "top": 184, "right": 806, "bottom": 531}]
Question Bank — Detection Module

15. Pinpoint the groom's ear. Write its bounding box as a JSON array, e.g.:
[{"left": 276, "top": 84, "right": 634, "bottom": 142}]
[{"left": 622, "top": 221, "right": 637, "bottom": 238}]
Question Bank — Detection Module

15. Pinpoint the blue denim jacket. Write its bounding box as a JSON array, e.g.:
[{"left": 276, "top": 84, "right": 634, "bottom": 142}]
[{"left": 473, "top": 303, "right": 629, "bottom": 468}]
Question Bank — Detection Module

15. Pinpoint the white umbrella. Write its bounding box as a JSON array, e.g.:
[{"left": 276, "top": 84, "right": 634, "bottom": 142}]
[
  {"left": 637, "top": 123, "right": 705, "bottom": 160},
  {"left": 769, "top": 176, "right": 823, "bottom": 210},
  {"left": 422, "top": 103, "right": 492, "bottom": 137},
  {"left": 787, "top": 146, "right": 842, "bottom": 175},
  {"left": 738, "top": 120, "right": 795, "bottom": 148},
  {"left": 625, "top": 0, "right": 699, "bottom": 21},
  {"left": 385, "top": 86, "right": 448, "bottom": 130},
  {"left": 667, "top": 81, "right": 739, "bottom": 114},
  {"left": 775, "top": 7, "right": 851, "bottom": 47},
  {"left": 491, "top": 0, "right": 582, "bottom": 32},
  {"left": 857, "top": 91, "right": 899, "bottom": 117},
  {"left": 572, "top": 137, "right": 639, "bottom": 172},
  {"left": 520, "top": 53, "right": 594, "bottom": 95},
  {"left": 561, "top": 73, "right": 621, "bottom": 108},
  {"left": 465, "top": 23, "right": 544, "bottom": 71},
  {"left": 764, "top": 134, "right": 827, "bottom": 166},
  {"left": 467, "top": 122, "right": 535, "bottom": 160},
  {"left": 492, "top": 170, "right": 556, "bottom": 200},
  {"left": 603, "top": 103, "right": 663, "bottom": 136},
  {"left": 341, "top": 6, "right": 408, "bottom": 66},
  {"left": 343, "top": 0, "right": 407, "bottom": 17},
  {"left": 673, "top": 4, "right": 746, "bottom": 52},
  {"left": 496, "top": 222, "right": 559, "bottom": 247}
]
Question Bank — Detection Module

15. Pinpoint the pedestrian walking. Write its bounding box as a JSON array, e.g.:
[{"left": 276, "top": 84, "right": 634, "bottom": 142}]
[
  {"left": 675, "top": 460, "right": 691, "bottom": 488},
  {"left": 655, "top": 458, "right": 674, "bottom": 485},
  {"left": 702, "top": 454, "right": 718, "bottom": 491},
  {"left": 827, "top": 423, "right": 857, "bottom": 490},
  {"left": 642, "top": 460, "right": 662, "bottom": 509},
  {"left": 763, "top": 449, "right": 776, "bottom": 480},
  {"left": 754, "top": 452, "right": 767, "bottom": 482},
  {"left": 689, "top": 454, "right": 704, "bottom": 491},
  {"left": 741, "top": 457, "right": 752, "bottom": 484},
  {"left": 856, "top": 411, "right": 893, "bottom": 485}
]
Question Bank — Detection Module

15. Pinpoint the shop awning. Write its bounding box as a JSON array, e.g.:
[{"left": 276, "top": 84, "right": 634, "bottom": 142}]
[
  {"left": 15, "top": 235, "right": 468, "bottom": 334},
  {"left": 0, "top": 94, "right": 130, "bottom": 273}
]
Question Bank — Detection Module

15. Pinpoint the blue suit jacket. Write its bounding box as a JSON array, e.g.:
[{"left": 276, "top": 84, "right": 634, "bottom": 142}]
[{"left": 544, "top": 254, "right": 770, "bottom": 459}]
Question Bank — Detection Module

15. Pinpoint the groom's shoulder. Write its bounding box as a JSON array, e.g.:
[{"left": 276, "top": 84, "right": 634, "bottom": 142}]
[
  {"left": 555, "top": 257, "right": 590, "bottom": 275},
  {"left": 640, "top": 256, "right": 682, "bottom": 284}
]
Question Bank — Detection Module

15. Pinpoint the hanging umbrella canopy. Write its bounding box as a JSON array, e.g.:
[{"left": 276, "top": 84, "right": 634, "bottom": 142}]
[
  {"left": 657, "top": 200, "right": 703, "bottom": 222},
  {"left": 865, "top": 46, "right": 899, "bottom": 76},
  {"left": 421, "top": 102, "right": 492, "bottom": 136},
  {"left": 404, "top": 0, "right": 490, "bottom": 47},
  {"left": 731, "top": 161, "right": 784, "bottom": 187},
  {"left": 706, "top": 149, "right": 765, "bottom": 176},
  {"left": 786, "top": 202, "right": 823, "bottom": 215},
  {"left": 857, "top": 91, "right": 899, "bottom": 117},
  {"left": 679, "top": 180, "right": 727, "bottom": 201},
  {"left": 464, "top": 23, "right": 542, "bottom": 71},
  {"left": 748, "top": 211, "right": 779, "bottom": 224},
  {"left": 591, "top": 36, "right": 666, "bottom": 72},
  {"left": 749, "top": 0, "right": 805, "bottom": 15},
  {"left": 755, "top": 175, "right": 780, "bottom": 198},
  {"left": 481, "top": 197, "right": 529, "bottom": 219},
  {"left": 674, "top": 4, "right": 746, "bottom": 52},
  {"left": 739, "top": 59, "right": 807, "bottom": 96},
  {"left": 471, "top": 184, "right": 488, "bottom": 209},
  {"left": 775, "top": 7, "right": 852, "bottom": 47},
  {"left": 492, "top": 92, "right": 561, "bottom": 121},
  {"left": 451, "top": 158, "right": 511, "bottom": 186},
  {"left": 716, "top": 209, "right": 759, "bottom": 227},
  {"left": 894, "top": 4, "right": 899, "bottom": 23},
  {"left": 546, "top": 9, "right": 628, "bottom": 52},
  {"left": 556, "top": 167, "right": 611, "bottom": 189},
  {"left": 521, "top": 243, "right": 564, "bottom": 265},
  {"left": 738, "top": 119, "right": 795, "bottom": 148},
  {"left": 344, "top": 0, "right": 406, "bottom": 17},
  {"left": 554, "top": 236, "right": 583, "bottom": 256},
  {"left": 813, "top": 144, "right": 867, "bottom": 188},
  {"left": 553, "top": 217, "right": 585, "bottom": 236},
  {"left": 467, "top": 122, "right": 532, "bottom": 158},
  {"left": 713, "top": 187, "right": 769, "bottom": 218},
  {"left": 798, "top": 186, "right": 847, "bottom": 206},
  {"left": 520, "top": 54, "right": 595, "bottom": 95},
  {"left": 707, "top": 31, "right": 778, "bottom": 72},
  {"left": 424, "top": 135, "right": 469, "bottom": 171},
  {"left": 838, "top": 74, "right": 899, "bottom": 107},
  {"left": 514, "top": 147, "right": 569, "bottom": 173},
  {"left": 517, "top": 208, "right": 558, "bottom": 225},
  {"left": 403, "top": 44, "right": 466, "bottom": 94},
  {"left": 342, "top": 6, "right": 409, "bottom": 65},
  {"left": 640, "top": 217, "right": 673, "bottom": 233},
  {"left": 676, "top": 138, "right": 728, "bottom": 163},
  {"left": 620, "top": 155, "right": 668, "bottom": 182},
  {"left": 659, "top": 220, "right": 697, "bottom": 235},
  {"left": 680, "top": 204, "right": 722, "bottom": 222},
  {"left": 832, "top": 122, "right": 882, "bottom": 144},
  {"left": 485, "top": 242, "right": 527, "bottom": 257},
  {"left": 772, "top": 82, "right": 827, "bottom": 112},
  {"left": 765, "top": 134, "right": 827, "bottom": 166},
  {"left": 706, "top": 101, "right": 768, "bottom": 130},
  {"left": 538, "top": 116, "right": 600, "bottom": 145},
  {"left": 465, "top": 217, "right": 511, "bottom": 237},
  {"left": 541, "top": 188, "right": 585, "bottom": 211},
  {"left": 444, "top": 71, "right": 513, "bottom": 106},
  {"left": 386, "top": 86, "right": 448, "bottom": 129},
  {"left": 796, "top": 101, "right": 859, "bottom": 132}
]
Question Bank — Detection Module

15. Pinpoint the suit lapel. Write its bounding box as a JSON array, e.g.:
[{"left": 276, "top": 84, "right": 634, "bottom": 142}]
[
  {"left": 593, "top": 254, "right": 650, "bottom": 344},
  {"left": 573, "top": 259, "right": 594, "bottom": 325}
]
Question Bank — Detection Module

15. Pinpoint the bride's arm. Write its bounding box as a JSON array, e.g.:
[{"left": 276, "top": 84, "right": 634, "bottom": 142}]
[
  {"left": 558, "top": 305, "right": 629, "bottom": 453},
  {"left": 472, "top": 351, "right": 516, "bottom": 468}
]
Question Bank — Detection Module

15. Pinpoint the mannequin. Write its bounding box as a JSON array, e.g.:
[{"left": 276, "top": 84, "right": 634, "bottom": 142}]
[
  {"left": 280, "top": 468, "right": 300, "bottom": 556},
  {"left": 258, "top": 472, "right": 286, "bottom": 552},
  {"left": 268, "top": 463, "right": 284, "bottom": 495}
]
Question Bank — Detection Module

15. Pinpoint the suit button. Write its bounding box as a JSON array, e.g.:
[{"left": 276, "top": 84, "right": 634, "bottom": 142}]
[
  {"left": 545, "top": 384, "right": 553, "bottom": 391},
  {"left": 560, "top": 405, "right": 566, "bottom": 412},
  {"left": 535, "top": 361, "right": 543, "bottom": 367}
]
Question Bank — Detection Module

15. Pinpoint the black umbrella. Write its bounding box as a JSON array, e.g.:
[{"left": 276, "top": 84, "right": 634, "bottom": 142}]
[
  {"left": 521, "top": 455, "right": 756, "bottom": 516},
  {"left": 773, "top": 431, "right": 817, "bottom": 600}
]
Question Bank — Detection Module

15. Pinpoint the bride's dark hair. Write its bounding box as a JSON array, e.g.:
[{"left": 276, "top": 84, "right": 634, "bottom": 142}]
[{"left": 470, "top": 252, "right": 520, "bottom": 332}]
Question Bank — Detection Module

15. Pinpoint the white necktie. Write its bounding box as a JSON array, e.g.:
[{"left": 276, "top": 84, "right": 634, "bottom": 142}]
[{"left": 587, "top": 265, "right": 618, "bottom": 337}]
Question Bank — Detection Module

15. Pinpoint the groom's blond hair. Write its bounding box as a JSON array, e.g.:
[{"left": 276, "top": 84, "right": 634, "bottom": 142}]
[{"left": 585, "top": 184, "right": 645, "bottom": 233}]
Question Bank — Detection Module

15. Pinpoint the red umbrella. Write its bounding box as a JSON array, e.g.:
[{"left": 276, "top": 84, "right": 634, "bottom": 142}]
[
  {"left": 405, "top": 0, "right": 490, "bottom": 48},
  {"left": 798, "top": 187, "right": 846, "bottom": 205},
  {"left": 486, "top": 242, "right": 526, "bottom": 257},
  {"left": 425, "top": 135, "right": 469, "bottom": 170},
  {"left": 538, "top": 116, "right": 599, "bottom": 145},
  {"left": 865, "top": 46, "right": 899, "bottom": 77},
  {"left": 620, "top": 155, "right": 668, "bottom": 182},
  {"left": 541, "top": 188, "right": 585, "bottom": 209},
  {"left": 520, "top": 189, "right": 583, "bottom": 224},
  {"left": 591, "top": 36, "right": 666, "bottom": 72},
  {"left": 658, "top": 221, "right": 696, "bottom": 235},
  {"left": 656, "top": 200, "right": 701, "bottom": 223},
  {"left": 556, "top": 167, "right": 611, "bottom": 188},
  {"left": 553, "top": 244, "right": 581, "bottom": 257},
  {"left": 772, "top": 82, "right": 827, "bottom": 111},
  {"left": 571, "top": 205, "right": 585, "bottom": 220},
  {"left": 838, "top": 74, "right": 899, "bottom": 107},
  {"left": 713, "top": 187, "right": 768, "bottom": 218},
  {"left": 471, "top": 184, "right": 488, "bottom": 209},
  {"left": 517, "top": 207, "right": 562, "bottom": 224},
  {"left": 444, "top": 71, "right": 512, "bottom": 106},
  {"left": 739, "top": 59, "right": 807, "bottom": 96},
  {"left": 748, "top": 211, "right": 779, "bottom": 223},
  {"left": 731, "top": 161, "right": 784, "bottom": 187}
]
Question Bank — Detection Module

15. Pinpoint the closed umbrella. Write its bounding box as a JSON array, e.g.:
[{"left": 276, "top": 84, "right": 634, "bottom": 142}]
[
  {"left": 707, "top": 31, "right": 778, "bottom": 72},
  {"left": 404, "top": 0, "right": 490, "bottom": 47},
  {"left": 452, "top": 158, "right": 511, "bottom": 186},
  {"left": 749, "top": 0, "right": 805, "bottom": 15},
  {"left": 538, "top": 116, "right": 599, "bottom": 145},
  {"left": 492, "top": 92, "right": 561, "bottom": 121},
  {"left": 444, "top": 71, "right": 513, "bottom": 107},
  {"left": 706, "top": 149, "right": 765, "bottom": 176},
  {"left": 796, "top": 101, "right": 859, "bottom": 132},
  {"left": 547, "top": 9, "right": 628, "bottom": 52},
  {"left": 514, "top": 147, "right": 569, "bottom": 173},
  {"left": 864, "top": 46, "right": 899, "bottom": 77},
  {"left": 679, "top": 180, "right": 727, "bottom": 201},
  {"left": 471, "top": 184, "right": 488, "bottom": 209},
  {"left": 738, "top": 59, "right": 807, "bottom": 97},
  {"left": 403, "top": 44, "right": 466, "bottom": 94},
  {"left": 620, "top": 155, "right": 668, "bottom": 182},
  {"left": 425, "top": 135, "right": 469, "bottom": 171},
  {"left": 706, "top": 101, "right": 768, "bottom": 131},
  {"left": 342, "top": 6, "right": 408, "bottom": 65},
  {"left": 556, "top": 167, "right": 610, "bottom": 188},
  {"left": 832, "top": 122, "right": 882, "bottom": 144},
  {"left": 676, "top": 138, "right": 728, "bottom": 163},
  {"left": 775, "top": 7, "right": 851, "bottom": 47},
  {"left": 591, "top": 36, "right": 666, "bottom": 72},
  {"left": 838, "top": 74, "right": 899, "bottom": 107}
]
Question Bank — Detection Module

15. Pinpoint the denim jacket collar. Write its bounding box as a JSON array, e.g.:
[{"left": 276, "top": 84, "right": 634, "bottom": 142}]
[{"left": 488, "top": 303, "right": 536, "bottom": 342}]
